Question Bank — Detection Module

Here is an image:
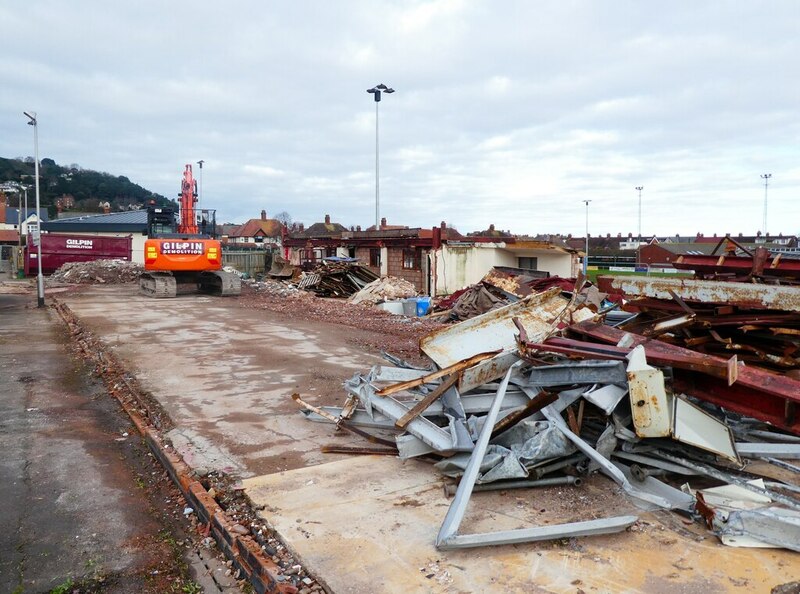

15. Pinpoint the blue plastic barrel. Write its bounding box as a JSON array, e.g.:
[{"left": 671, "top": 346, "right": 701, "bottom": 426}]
[{"left": 416, "top": 296, "right": 431, "bottom": 316}]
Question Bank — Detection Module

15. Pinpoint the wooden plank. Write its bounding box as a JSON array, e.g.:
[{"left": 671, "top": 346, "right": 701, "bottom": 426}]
[
  {"left": 395, "top": 374, "right": 460, "bottom": 429},
  {"left": 375, "top": 350, "right": 501, "bottom": 397}
]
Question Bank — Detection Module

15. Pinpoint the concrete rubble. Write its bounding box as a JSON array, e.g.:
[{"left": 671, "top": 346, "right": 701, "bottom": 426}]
[
  {"left": 48, "top": 258, "right": 144, "bottom": 284},
  {"left": 295, "top": 276, "right": 800, "bottom": 556},
  {"left": 348, "top": 276, "right": 418, "bottom": 305}
]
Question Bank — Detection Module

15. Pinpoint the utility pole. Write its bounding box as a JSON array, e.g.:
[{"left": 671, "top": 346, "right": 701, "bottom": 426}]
[
  {"left": 24, "top": 111, "right": 44, "bottom": 307},
  {"left": 196, "top": 160, "right": 204, "bottom": 210},
  {"left": 583, "top": 200, "right": 592, "bottom": 276},
  {"left": 635, "top": 186, "right": 643, "bottom": 244},
  {"left": 761, "top": 173, "right": 772, "bottom": 235}
]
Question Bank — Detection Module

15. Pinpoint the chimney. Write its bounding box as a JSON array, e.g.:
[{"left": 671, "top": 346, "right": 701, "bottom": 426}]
[
  {"left": 489, "top": 223, "right": 495, "bottom": 232},
  {"left": 356, "top": 225, "right": 361, "bottom": 231},
  {"left": 617, "top": 233, "right": 622, "bottom": 238},
  {"left": 103, "top": 203, "right": 111, "bottom": 214},
  {"left": 440, "top": 221, "right": 446, "bottom": 229},
  {"left": 606, "top": 233, "right": 611, "bottom": 238},
  {"left": 261, "top": 210, "right": 267, "bottom": 220},
  {"left": 381, "top": 217, "right": 387, "bottom": 228},
  {"left": 299, "top": 223, "right": 305, "bottom": 231},
  {"left": 628, "top": 232, "right": 633, "bottom": 238},
  {"left": 325, "top": 214, "right": 331, "bottom": 224}
]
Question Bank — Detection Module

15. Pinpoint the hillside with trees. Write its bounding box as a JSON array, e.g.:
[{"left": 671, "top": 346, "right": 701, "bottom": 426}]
[{"left": 0, "top": 156, "right": 176, "bottom": 217}]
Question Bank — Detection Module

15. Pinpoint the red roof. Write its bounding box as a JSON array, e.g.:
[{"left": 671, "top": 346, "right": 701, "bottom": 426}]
[
  {"left": 0, "top": 230, "right": 19, "bottom": 242},
  {"left": 229, "top": 218, "right": 284, "bottom": 238}
]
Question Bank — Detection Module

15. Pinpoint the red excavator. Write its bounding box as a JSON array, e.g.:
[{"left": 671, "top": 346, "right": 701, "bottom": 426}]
[{"left": 139, "top": 164, "right": 241, "bottom": 298}]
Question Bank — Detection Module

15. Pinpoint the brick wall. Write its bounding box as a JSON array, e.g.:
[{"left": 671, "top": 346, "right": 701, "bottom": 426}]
[
  {"left": 386, "top": 247, "right": 425, "bottom": 291},
  {"left": 355, "top": 247, "right": 380, "bottom": 276}
]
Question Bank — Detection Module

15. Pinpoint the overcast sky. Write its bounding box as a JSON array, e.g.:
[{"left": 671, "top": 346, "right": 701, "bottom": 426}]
[{"left": 2, "top": 1, "right": 798, "bottom": 237}]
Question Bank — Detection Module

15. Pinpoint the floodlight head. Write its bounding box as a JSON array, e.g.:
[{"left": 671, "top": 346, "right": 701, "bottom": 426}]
[
  {"left": 385, "top": 88, "right": 395, "bottom": 94},
  {"left": 376, "top": 83, "right": 388, "bottom": 90},
  {"left": 367, "top": 88, "right": 377, "bottom": 93},
  {"left": 24, "top": 111, "right": 36, "bottom": 125}
]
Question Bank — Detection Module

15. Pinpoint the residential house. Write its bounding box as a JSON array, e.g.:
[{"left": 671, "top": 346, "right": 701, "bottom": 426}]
[
  {"left": 0, "top": 201, "right": 49, "bottom": 240},
  {"left": 227, "top": 210, "right": 285, "bottom": 249}
]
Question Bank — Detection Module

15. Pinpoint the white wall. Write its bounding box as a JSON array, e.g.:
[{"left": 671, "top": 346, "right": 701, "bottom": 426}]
[
  {"left": 532, "top": 252, "right": 574, "bottom": 278},
  {"left": 431, "top": 243, "right": 577, "bottom": 295},
  {"left": 432, "top": 243, "right": 512, "bottom": 295}
]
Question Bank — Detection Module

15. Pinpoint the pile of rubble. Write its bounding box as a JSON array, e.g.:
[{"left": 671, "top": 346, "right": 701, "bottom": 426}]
[
  {"left": 247, "top": 277, "right": 304, "bottom": 299},
  {"left": 349, "top": 276, "right": 418, "bottom": 305},
  {"left": 294, "top": 281, "right": 800, "bottom": 552},
  {"left": 49, "top": 259, "right": 143, "bottom": 285},
  {"left": 435, "top": 267, "right": 579, "bottom": 321},
  {"left": 296, "top": 260, "right": 379, "bottom": 297}
]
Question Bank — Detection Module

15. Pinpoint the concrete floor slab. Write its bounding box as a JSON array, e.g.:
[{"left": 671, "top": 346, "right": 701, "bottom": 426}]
[{"left": 244, "top": 456, "right": 800, "bottom": 594}]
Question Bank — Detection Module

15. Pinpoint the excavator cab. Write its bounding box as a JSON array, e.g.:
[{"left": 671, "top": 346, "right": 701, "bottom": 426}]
[{"left": 146, "top": 206, "right": 218, "bottom": 239}]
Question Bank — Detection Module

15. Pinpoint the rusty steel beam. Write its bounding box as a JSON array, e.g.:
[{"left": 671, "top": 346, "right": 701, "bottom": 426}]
[
  {"left": 599, "top": 276, "right": 800, "bottom": 312},
  {"left": 673, "top": 253, "right": 800, "bottom": 279},
  {"left": 570, "top": 321, "right": 800, "bottom": 435}
]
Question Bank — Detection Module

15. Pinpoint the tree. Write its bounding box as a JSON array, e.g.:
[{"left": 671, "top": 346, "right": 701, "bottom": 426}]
[{"left": 274, "top": 211, "right": 292, "bottom": 225}]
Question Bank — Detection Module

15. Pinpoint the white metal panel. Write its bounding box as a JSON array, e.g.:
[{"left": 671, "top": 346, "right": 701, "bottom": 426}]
[
  {"left": 420, "top": 288, "right": 594, "bottom": 368},
  {"left": 673, "top": 397, "right": 740, "bottom": 463}
]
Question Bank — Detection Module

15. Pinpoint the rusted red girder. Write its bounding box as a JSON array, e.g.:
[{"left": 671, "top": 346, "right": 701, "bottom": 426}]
[
  {"left": 569, "top": 320, "right": 800, "bottom": 435},
  {"left": 674, "top": 253, "right": 800, "bottom": 279}
]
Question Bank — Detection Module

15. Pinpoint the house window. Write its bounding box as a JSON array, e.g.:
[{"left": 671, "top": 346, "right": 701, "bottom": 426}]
[
  {"left": 403, "top": 248, "right": 422, "bottom": 270},
  {"left": 369, "top": 248, "right": 381, "bottom": 267},
  {"left": 518, "top": 256, "right": 538, "bottom": 270},
  {"left": 326, "top": 247, "right": 336, "bottom": 257},
  {"left": 254, "top": 236, "right": 264, "bottom": 243}
]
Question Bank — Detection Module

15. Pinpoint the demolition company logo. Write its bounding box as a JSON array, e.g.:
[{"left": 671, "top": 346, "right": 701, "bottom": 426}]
[
  {"left": 66, "top": 239, "right": 93, "bottom": 249},
  {"left": 161, "top": 241, "right": 204, "bottom": 255}
]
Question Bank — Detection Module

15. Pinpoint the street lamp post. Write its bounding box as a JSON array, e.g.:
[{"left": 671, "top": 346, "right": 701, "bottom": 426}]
[
  {"left": 24, "top": 111, "right": 44, "bottom": 308},
  {"left": 366, "top": 83, "right": 394, "bottom": 229},
  {"left": 583, "top": 200, "right": 592, "bottom": 276},
  {"left": 760, "top": 173, "right": 772, "bottom": 235},
  {"left": 635, "top": 186, "right": 643, "bottom": 244},
  {"left": 196, "top": 160, "right": 204, "bottom": 210}
]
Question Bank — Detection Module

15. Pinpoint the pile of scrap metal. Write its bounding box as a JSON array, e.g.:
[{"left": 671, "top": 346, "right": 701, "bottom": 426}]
[
  {"left": 670, "top": 237, "right": 800, "bottom": 285},
  {"left": 293, "top": 283, "right": 800, "bottom": 551},
  {"left": 597, "top": 275, "right": 800, "bottom": 376},
  {"left": 295, "top": 259, "right": 379, "bottom": 297},
  {"left": 436, "top": 267, "right": 579, "bottom": 322}
]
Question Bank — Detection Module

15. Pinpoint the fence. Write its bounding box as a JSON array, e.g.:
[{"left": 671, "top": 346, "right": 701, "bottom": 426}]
[{"left": 222, "top": 250, "right": 270, "bottom": 278}]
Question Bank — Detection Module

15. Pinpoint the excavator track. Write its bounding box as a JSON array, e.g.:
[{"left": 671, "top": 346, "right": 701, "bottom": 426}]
[
  {"left": 139, "top": 271, "right": 178, "bottom": 298},
  {"left": 198, "top": 270, "right": 242, "bottom": 296}
]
